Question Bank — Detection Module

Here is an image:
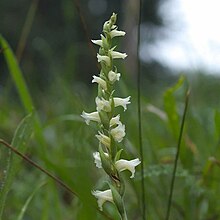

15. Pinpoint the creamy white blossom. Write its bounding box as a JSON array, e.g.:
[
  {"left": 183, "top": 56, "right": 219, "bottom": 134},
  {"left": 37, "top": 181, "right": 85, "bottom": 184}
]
[
  {"left": 92, "top": 76, "right": 107, "bottom": 90},
  {"left": 110, "top": 115, "right": 121, "bottom": 127},
  {"left": 110, "top": 50, "right": 127, "bottom": 59},
  {"left": 109, "top": 28, "right": 126, "bottom": 38},
  {"left": 110, "top": 123, "right": 125, "bottom": 142},
  {"left": 95, "top": 97, "right": 111, "bottom": 112},
  {"left": 81, "top": 111, "right": 100, "bottom": 125},
  {"left": 93, "top": 152, "right": 102, "bottom": 168},
  {"left": 93, "top": 151, "right": 109, "bottom": 168},
  {"left": 97, "top": 54, "right": 110, "bottom": 66},
  {"left": 113, "top": 97, "right": 131, "bottom": 111},
  {"left": 91, "top": 39, "right": 102, "bottom": 47},
  {"left": 108, "top": 70, "right": 121, "bottom": 83},
  {"left": 96, "top": 132, "right": 111, "bottom": 147},
  {"left": 115, "top": 158, "right": 141, "bottom": 178},
  {"left": 92, "top": 189, "right": 113, "bottom": 211}
]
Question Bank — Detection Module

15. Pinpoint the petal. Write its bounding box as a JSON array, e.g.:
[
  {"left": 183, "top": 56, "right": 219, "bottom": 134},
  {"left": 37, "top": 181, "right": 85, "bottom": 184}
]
[
  {"left": 110, "top": 29, "right": 126, "bottom": 38},
  {"left": 91, "top": 39, "right": 103, "bottom": 47},
  {"left": 110, "top": 115, "right": 121, "bottom": 127},
  {"left": 115, "top": 158, "right": 141, "bottom": 178},
  {"left": 81, "top": 111, "right": 100, "bottom": 125},
  {"left": 92, "top": 189, "right": 113, "bottom": 211},
  {"left": 93, "top": 152, "right": 102, "bottom": 168},
  {"left": 96, "top": 132, "right": 111, "bottom": 147},
  {"left": 97, "top": 54, "right": 110, "bottom": 65},
  {"left": 110, "top": 50, "right": 127, "bottom": 59},
  {"left": 110, "top": 123, "right": 125, "bottom": 142},
  {"left": 113, "top": 96, "right": 131, "bottom": 111},
  {"left": 92, "top": 76, "right": 107, "bottom": 90},
  {"left": 108, "top": 70, "right": 121, "bottom": 83},
  {"left": 95, "top": 97, "right": 111, "bottom": 112}
]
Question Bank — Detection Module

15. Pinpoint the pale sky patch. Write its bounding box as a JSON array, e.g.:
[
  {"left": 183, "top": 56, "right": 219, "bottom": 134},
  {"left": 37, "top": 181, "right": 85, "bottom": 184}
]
[{"left": 140, "top": 0, "right": 220, "bottom": 74}]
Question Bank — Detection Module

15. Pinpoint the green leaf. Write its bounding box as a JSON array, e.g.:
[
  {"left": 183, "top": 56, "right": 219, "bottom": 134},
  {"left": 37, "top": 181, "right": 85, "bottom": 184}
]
[
  {"left": 163, "top": 75, "right": 185, "bottom": 139},
  {"left": 114, "top": 149, "right": 123, "bottom": 162},
  {"left": 17, "top": 181, "right": 46, "bottom": 220},
  {"left": 0, "top": 35, "right": 34, "bottom": 113},
  {"left": 0, "top": 113, "right": 34, "bottom": 219},
  {"left": 108, "top": 183, "right": 124, "bottom": 217},
  {"left": 0, "top": 34, "right": 46, "bottom": 156}
]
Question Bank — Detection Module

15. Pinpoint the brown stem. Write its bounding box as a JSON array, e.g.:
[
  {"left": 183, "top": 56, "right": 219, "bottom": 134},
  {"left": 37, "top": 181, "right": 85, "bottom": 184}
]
[{"left": 0, "top": 138, "right": 77, "bottom": 197}]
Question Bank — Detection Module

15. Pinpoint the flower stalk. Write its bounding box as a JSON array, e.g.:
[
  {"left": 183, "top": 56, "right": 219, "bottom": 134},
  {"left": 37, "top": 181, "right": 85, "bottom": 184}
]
[{"left": 81, "top": 13, "right": 140, "bottom": 219}]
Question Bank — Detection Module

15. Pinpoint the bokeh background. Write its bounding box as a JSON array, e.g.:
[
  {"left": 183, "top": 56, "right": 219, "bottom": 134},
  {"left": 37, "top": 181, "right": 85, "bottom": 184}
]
[{"left": 1, "top": 0, "right": 220, "bottom": 219}]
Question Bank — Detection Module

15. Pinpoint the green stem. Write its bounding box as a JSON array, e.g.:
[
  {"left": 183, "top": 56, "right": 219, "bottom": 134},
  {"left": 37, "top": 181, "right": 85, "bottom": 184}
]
[
  {"left": 121, "top": 201, "right": 128, "bottom": 220},
  {"left": 165, "top": 89, "right": 190, "bottom": 220}
]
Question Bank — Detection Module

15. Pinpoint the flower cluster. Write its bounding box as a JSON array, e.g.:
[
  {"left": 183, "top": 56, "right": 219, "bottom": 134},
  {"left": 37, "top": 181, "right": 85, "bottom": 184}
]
[{"left": 81, "top": 13, "right": 140, "bottom": 217}]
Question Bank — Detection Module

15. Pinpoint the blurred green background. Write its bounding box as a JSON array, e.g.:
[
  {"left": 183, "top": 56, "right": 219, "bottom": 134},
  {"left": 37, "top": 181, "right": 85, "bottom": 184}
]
[{"left": 1, "top": 0, "right": 220, "bottom": 219}]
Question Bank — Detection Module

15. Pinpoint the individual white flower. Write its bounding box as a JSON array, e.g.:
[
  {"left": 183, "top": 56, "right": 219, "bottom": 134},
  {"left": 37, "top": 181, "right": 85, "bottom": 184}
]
[
  {"left": 81, "top": 111, "right": 100, "bottom": 125},
  {"left": 110, "top": 115, "right": 121, "bottom": 127},
  {"left": 92, "top": 76, "right": 107, "bottom": 90},
  {"left": 96, "top": 132, "right": 111, "bottom": 148},
  {"left": 108, "top": 70, "right": 121, "bottom": 83},
  {"left": 92, "top": 189, "right": 113, "bottom": 211},
  {"left": 110, "top": 123, "right": 125, "bottom": 142},
  {"left": 109, "top": 28, "right": 126, "bottom": 38},
  {"left": 110, "top": 50, "right": 127, "bottom": 59},
  {"left": 115, "top": 158, "right": 141, "bottom": 178},
  {"left": 95, "top": 97, "right": 111, "bottom": 112},
  {"left": 93, "top": 152, "right": 102, "bottom": 168},
  {"left": 97, "top": 54, "right": 110, "bottom": 66},
  {"left": 113, "top": 97, "right": 131, "bottom": 111},
  {"left": 93, "top": 151, "right": 109, "bottom": 168},
  {"left": 91, "top": 39, "right": 102, "bottom": 47}
]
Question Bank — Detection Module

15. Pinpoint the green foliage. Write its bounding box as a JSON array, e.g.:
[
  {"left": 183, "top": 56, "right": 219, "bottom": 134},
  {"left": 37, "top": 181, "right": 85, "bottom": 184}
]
[
  {"left": 0, "top": 35, "right": 34, "bottom": 113},
  {"left": 163, "top": 75, "right": 185, "bottom": 139},
  {"left": 17, "top": 181, "right": 46, "bottom": 220},
  {"left": 0, "top": 113, "right": 34, "bottom": 219}
]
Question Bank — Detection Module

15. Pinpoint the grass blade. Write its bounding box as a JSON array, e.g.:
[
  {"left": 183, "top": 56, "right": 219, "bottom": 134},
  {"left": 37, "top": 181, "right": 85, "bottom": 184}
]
[
  {"left": 137, "top": 0, "right": 146, "bottom": 219},
  {"left": 17, "top": 181, "right": 46, "bottom": 220},
  {"left": 164, "top": 75, "right": 185, "bottom": 139},
  {"left": 0, "top": 35, "right": 34, "bottom": 114},
  {"left": 16, "top": 0, "right": 39, "bottom": 62},
  {"left": 165, "top": 89, "right": 190, "bottom": 220},
  {"left": 0, "top": 113, "right": 34, "bottom": 219}
]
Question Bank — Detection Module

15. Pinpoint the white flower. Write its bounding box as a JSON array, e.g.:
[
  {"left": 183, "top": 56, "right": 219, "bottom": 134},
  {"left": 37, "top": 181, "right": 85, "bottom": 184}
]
[
  {"left": 96, "top": 132, "right": 111, "bottom": 147},
  {"left": 93, "top": 151, "right": 109, "bottom": 168},
  {"left": 97, "top": 54, "right": 110, "bottom": 66},
  {"left": 109, "top": 28, "right": 126, "bottom": 38},
  {"left": 91, "top": 39, "right": 102, "bottom": 47},
  {"left": 92, "top": 189, "right": 113, "bottom": 211},
  {"left": 81, "top": 111, "right": 100, "bottom": 125},
  {"left": 108, "top": 70, "right": 121, "bottom": 83},
  {"left": 110, "top": 115, "right": 121, "bottom": 127},
  {"left": 110, "top": 50, "right": 127, "bottom": 59},
  {"left": 95, "top": 97, "right": 111, "bottom": 112},
  {"left": 93, "top": 152, "right": 102, "bottom": 168},
  {"left": 92, "top": 76, "right": 107, "bottom": 90},
  {"left": 113, "top": 97, "right": 131, "bottom": 111},
  {"left": 115, "top": 158, "right": 141, "bottom": 178},
  {"left": 110, "top": 123, "right": 125, "bottom": 142}
]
